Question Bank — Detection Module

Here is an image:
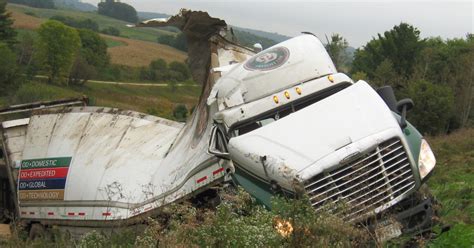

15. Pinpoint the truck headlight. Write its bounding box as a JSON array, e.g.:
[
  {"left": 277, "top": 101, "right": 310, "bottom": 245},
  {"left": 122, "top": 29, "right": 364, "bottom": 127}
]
[{"left": 418, "top": 139, "right": 436, "bottom": 180}]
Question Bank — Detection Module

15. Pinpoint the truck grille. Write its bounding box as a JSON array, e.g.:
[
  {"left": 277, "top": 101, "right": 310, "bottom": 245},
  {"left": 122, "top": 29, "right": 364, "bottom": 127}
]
[{"left": 304, "top": 138, "right": 416, "bottom": 221}]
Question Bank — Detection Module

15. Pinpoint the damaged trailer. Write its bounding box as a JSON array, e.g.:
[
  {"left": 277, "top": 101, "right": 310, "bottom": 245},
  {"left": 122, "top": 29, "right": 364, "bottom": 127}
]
[{"left": 0, "top": 10, "right": 437, "bottom": 240}]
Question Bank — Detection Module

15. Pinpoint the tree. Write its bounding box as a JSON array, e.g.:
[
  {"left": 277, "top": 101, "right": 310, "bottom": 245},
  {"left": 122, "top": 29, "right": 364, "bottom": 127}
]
[
  {"left": 77, "top": 29, "right": 108, "bottom": 68},
  {"left": 157, "top": 34, "right": 174, "bottom": 47},
  {"left": 69, "top": 55, "right": 96, "bottom": 85},
  {"left": 169, "top": 61, "right": 191, "bottom": 81},
  {"left": 101, "top": 26, "right": 120, "bottom": 36},
  {"left": 412, "top": 35, "right": 474, "bottom": 129},
  {"left": 378, "top": 23, "right": 424, "bottom": 77},
  {"left": 0, "top": 1, "right": 16, "bottom": 48},
  {"left": 157, "top": 33, "right": 187, "bottom": 52},
  {"left": 351, "top": 71, "right": 367, "bottom": 82},
  {"left": 173, "top": 104, "right": 188, "bottom": 122},
  {"left": 98, "top": 0, "right": 138, "bottom": 23},
  {"left": 16, "top": 32, "right": 38, "bottom": 79},
  {"left": 36, "top": 20, "right": 81, "bottom": 84},
  {"left": 69, "top": 29, "right": 109, "bottom": 85},
  {"left": 173, "top": 32, "right": 187, "bottom": 52},
  {"left": 372, "top": 59, "right": 398, "bottom": 88},
  {"left": 50, "top": 15, "right": 99, "bottom": 32},
  {"left": 406, "top": 80, "right": 454, "bottom": 135},
  {"left": 325, "top": 34, "right": 349, "bottom": 71},
  {"left": 150, "top": 59, "right": 167, "bottom": 71},
  {"left": 352, "top": 23, "right": 424, "bottom": 83},
  {"left": 0, "top": 43, "right": 18, "bottom": 95}
]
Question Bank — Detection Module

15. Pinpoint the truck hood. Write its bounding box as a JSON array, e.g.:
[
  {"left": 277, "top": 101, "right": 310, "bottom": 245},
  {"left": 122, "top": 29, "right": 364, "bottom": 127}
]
[{"left": 227, "top": 81, "right": 401, "bottom": 187}]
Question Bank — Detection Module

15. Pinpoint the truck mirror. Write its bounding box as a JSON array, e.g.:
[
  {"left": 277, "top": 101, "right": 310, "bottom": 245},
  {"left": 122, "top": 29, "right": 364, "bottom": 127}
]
[
  {"left": 208, "top": 125, "right": 231, "bottom": 160},
  {"left": 396, "top": 98, "right": 414, "bottom": 129},
  {"left": 376, "top": 86, "right": 398, "bottom": 112}
]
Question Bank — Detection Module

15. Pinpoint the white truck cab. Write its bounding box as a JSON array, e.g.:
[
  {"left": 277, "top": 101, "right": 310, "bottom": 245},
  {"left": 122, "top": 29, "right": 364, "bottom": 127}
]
[{"left": 207, "top": 34, "right": 436, "bottom": 225}]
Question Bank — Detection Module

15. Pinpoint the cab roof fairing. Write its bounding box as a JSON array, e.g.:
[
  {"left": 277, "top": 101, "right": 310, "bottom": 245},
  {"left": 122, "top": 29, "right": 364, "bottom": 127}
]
[
  {"left": 207, "top": 35, "right": 337, "bottom": 111},
  {"left": 212, "top": 73, "right": 354, "bottom": 130}
]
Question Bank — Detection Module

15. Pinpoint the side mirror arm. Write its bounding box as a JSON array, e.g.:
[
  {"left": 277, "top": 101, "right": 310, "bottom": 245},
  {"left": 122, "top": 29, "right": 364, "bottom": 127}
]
[{"left": 396, "top": 98, "right": 414, "bottom": 129}]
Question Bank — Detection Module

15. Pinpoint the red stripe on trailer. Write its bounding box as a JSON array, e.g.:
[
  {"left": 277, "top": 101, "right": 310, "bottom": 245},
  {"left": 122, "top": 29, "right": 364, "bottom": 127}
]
[
  {"left": 213, "top": 167, "right": 224, "bottom": 175},
  {"left": 21, "top": 211, "right": 27, "bottom": 215},
  {"left": 78, "top": 212, "right": 85, "bottom": 216},
  {"left": 68, "top": 212, "right": 75, "bottom": 216},
  {"left": 19, "top": 167, "right": 69, "bottom": 180},
  {"left": 102, "top": 212, "right": 111, "bottom": 216},
  {"left": 29, "top": 212, "right": 34, "bottom": 215},
  {"left": 197, "top": 176, "right": 207, "bottom": 183},
  {"left": 47, "top": 212, "right": 54, "bottom": 216}
]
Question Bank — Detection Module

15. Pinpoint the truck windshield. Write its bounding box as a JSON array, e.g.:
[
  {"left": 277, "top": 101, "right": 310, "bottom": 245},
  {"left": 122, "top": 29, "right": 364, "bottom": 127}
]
[{"left": 231, "top": 83, "right": 351, "bottom": 136}]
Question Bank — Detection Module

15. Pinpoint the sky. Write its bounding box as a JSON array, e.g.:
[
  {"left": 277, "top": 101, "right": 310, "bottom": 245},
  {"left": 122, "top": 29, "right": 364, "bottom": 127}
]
[{"left": 83, "top": 0, "right": 473, "bottom": 48}]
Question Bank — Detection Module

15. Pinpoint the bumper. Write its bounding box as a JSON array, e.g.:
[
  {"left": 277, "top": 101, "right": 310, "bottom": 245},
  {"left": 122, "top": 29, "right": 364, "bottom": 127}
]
[{"left": 372, "top": 194, "right": 436, "bottom": 242}]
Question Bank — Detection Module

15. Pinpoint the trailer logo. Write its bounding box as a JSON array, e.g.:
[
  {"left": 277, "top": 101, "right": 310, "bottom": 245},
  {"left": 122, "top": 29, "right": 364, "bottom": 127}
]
[
  {"left": 244, "top": 47, "right": 290, "bottom": 71},
  {"left": 18, "top": 157, "right": 72, "bottom": 201}
]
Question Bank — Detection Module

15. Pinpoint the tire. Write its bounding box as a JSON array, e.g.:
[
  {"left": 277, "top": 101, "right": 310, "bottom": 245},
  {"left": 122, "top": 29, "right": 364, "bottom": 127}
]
[{"left": 29, "top": 223, "right": 46, "bottom": 240}]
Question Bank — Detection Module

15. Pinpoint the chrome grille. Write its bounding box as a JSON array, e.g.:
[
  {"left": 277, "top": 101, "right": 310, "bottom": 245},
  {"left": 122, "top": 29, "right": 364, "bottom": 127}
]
[{"left": 304, "top": 138, "right": 416, "bottom": 221}]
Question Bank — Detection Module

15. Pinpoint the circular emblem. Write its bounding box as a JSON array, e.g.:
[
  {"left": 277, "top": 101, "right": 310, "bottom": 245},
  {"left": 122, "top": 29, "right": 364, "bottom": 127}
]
[{"left": 244, "top": 47, "right": 290, "bottom": 71}]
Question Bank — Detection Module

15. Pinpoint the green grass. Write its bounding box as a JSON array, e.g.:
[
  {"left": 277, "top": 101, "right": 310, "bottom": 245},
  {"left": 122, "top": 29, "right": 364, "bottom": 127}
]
[
  {"left": 425, "top": 129, "right": 474, "bottom": 246},
  {"left": 6, "top": 80, "right": 201, "bottom": 120},
  {"left": 14, "top": 28, "right": 37, "bottom": 38},
  {"left": 104, "top": 37, "right": 125, "bottom": 48},
  {"left": 8, "top": 3, "right": 174, "bottom": 42}
]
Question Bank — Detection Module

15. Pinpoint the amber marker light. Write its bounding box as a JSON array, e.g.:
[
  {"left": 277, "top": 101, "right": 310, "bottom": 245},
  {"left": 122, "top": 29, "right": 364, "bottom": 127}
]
[
  {"left": 295, "top": 87, "right": 302, "bottom": 95},
  {"left": 273, "top": 96, "right": 279, "bottom": 104},
  {"left": 328, "top": 75, "right": 334, "bottom": 82},
  {"left": 284, "top": 91, "right": 290, "bottom": 99}
]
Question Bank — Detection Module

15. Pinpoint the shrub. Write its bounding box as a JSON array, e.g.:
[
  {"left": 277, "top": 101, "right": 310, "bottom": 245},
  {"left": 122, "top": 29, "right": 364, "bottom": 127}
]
[
  {"left": 169, "top": 61, "right": 191, "bottom": 81},
  {"left": 100, "top": 26, "right": 120, "bottom": 36},
  {"left": 50, "top": 15, "right": 99, "bottom": 32},
  {"left": 0, "top": 43, "right": 19, "bottom": 95},
  {"left": 405, "top": 80, "right": 454, "bottom": 135},
  {"left": 14, "top": 82, "right": 76, "bottom": 103},
  {"left": 173, "top": 104, "right": 188, "bottom": 121},
  {"left": 77, "top": 230, "right": 107, "bottom": 248}
]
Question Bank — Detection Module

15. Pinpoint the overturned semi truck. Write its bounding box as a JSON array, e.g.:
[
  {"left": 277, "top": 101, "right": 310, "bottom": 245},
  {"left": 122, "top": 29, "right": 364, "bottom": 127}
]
[{"left": 0, "top": 10, "right": 437, "bottom": 239}]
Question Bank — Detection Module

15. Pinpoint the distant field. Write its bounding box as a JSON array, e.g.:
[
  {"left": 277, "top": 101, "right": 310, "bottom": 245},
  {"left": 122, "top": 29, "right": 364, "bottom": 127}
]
[
  {"left": 103, "top": 34, "right": 187, "bottom": 66},
  {"left": 7, "top": 3, "right": 187, "bottom": 66},
  {"left": 7, "top": 3, "right": 175, "bottom": 42}
]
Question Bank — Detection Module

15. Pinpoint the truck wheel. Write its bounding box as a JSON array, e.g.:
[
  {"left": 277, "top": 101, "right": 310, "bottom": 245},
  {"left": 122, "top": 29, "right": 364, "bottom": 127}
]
[{"left": 29, "top": 223, "right": 46, "bottom": 240}]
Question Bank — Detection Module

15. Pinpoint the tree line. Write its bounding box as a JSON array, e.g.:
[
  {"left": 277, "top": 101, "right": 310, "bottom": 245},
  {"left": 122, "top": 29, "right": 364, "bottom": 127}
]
[
  {"left": 326, "top": 23, "right": 473, "bottom": 135},
  {"left": 98, "top": 0, "right": 137, "bottom": 23}
]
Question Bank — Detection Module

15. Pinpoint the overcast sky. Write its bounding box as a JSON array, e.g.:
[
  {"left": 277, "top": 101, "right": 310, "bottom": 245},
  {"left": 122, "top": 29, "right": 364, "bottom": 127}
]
[{"left": 83, "top": 0, "right": 473, "bottom": 47}]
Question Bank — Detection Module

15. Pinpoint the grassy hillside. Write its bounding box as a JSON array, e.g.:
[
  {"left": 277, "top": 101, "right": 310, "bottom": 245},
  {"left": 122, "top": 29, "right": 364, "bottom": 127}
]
[
  {"left": 6, "top": 80, "right": 201, "bottom": 120},
  {"left": 7, "top": 3, "right": 174, "bottom": 42},
  {"left": 232, "top": 25, "right": 291, "bottom": 43},
  {"left": 423, "top": 129, "right": 474, "bottom": 247},
  {"left": 7, "top": 3, "right": 187, "bottom": 66},
  {"left": 103, "top": 34, "right": 187, "bottom": 66}
]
